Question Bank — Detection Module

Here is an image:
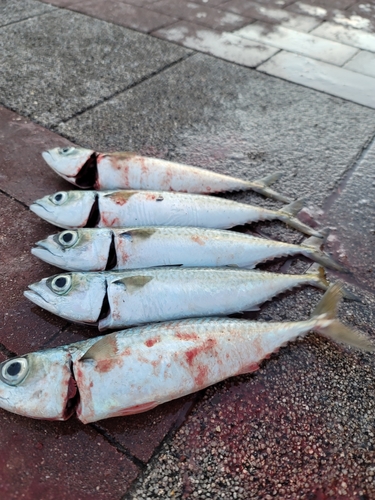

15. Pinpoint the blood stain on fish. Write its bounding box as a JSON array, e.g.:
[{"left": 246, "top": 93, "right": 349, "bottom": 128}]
[
  {"left": 194, "top": 364, "right": 209, "bottom": 387},
  {"left": 145, "top": 336, "right": 161, "bottom": 348},
  {"left": 176, "top": 332, "right": 199, "bottom": 341},
  {"left": 191, "top": 235, "right": 206, "bottom": 246},
  {"left": 185, "top": 338, "right": 217, "bottom": 366}
]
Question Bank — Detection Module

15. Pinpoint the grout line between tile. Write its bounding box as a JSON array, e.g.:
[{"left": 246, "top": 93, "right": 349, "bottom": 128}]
[
  {"left": 0, "top": 343, "right": 18, "bottom": 358},
  {"left": 323, "top": 130, "right": 375, "bottom": 213},
  {"left": 0, "top": 8, "right": 57, "bottom": 30},
  {"left": 0, "top": 188, "right": 29, "bottom": 210},
  {"left": 58, "top": 52, "right": 195, "bottom": 127}
]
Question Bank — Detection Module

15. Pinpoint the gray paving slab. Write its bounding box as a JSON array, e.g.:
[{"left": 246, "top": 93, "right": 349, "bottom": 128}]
[
  {"left": 311, "top": 21, "right": 375, "bottom": 51},
  {"left": 324, "top": 137, "right": 375, "bottom": 292},
  {"left": 258, "top": 50, "right": 375, "bottom": 110},
  {"left": 58, "top": 53, "right": 375, "bottom": 205},
  {"left": 344, "top": 50, "right": 375, "bottom": 78},
  {"left": 0, "top": 0, "right": 56, "bottom": 27},
  {"left": 0, "top": 10, "right": 190, "bottom": 127}
]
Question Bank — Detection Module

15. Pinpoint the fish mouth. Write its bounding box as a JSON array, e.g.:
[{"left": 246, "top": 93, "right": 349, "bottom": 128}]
[
  {"left": 30, "top": 201, "right": 53, "bottom": 214},
  {"left": 24, "top": 287, "right": 58, "bottom": 315},
  {"left": 31, "top": 245, "right": 67, "bottom": 269}
]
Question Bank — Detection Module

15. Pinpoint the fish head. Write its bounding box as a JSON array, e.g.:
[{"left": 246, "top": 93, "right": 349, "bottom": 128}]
[
  {"left": 42, "top": 146, "right": 96, "bottom": 187},
  {"left": 32, "top": 228, "right": 113, "bottom": 271},
  {"left": 30, "top": 190, "right": 97, "bottom": 228},
  {"left": 0, "top": 348, "right": 75, "bottom": 420},
  {"left": 24, "top": 272, "right": 107, "bottom": 324}
]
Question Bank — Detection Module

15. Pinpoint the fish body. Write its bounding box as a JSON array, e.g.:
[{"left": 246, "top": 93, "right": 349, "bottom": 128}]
[
  {"left": 42, "top": 147, "right": 290, "bottom": 202},
  {"left": 1, "top": 285, "right": 373, "bottom": 423},
  {"left": 32, "top": 226, "right": 343, "bottom": 272},
  {"left": 30, "top": 190, "right": 321, "bottom": 237},
  {"left": 24, "top": 266, "right": 330, "bottom": 330}
]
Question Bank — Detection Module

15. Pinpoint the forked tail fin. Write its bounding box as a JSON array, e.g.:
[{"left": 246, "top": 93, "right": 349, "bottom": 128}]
[
  {"left": 249, "top": 172, "right": 292, "bottom": 203},
  {"left": 306, "top": 264, "right": 361, "bottom": 302},
  {"left": 301, "top": 231, "right": 347, "bottom": 272},
  {"left": 276, "top": 199, "right": 323, "bottom": 238},
  {"left": 311, "top": 284, "right": 374, "bottom": 352}
]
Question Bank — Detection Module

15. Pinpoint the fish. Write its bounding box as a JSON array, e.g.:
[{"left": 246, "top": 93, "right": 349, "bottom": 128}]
[
  {"left": 42, "top": 146, "right": 291, "bottom": 202},
  {"left": 31, "top": 226, "right": 344, "bottom": 272},
  {"left": 24, "top": 266, "right": 348, "bottom": 331},
  {"left": 1, "top": 285, "right": 373, "bottom": 423},
  {"left": 29, "top": 190, "right": 322, "bottom": 237}
]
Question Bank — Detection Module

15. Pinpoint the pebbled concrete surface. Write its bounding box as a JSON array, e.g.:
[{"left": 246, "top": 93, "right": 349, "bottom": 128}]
[
  {"left": 0, "top": 9, "right": 190, "bottom": 127},
  {"left": 0, "top": 0, "right": 56, "bottom": 27}
]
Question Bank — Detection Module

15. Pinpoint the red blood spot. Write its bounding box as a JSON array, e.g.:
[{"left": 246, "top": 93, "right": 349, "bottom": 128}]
[
  {"left": 185, "top": 338, "right": 217, "bottom": 366},
  {"left": 123, "top": 347, "right": 132, "bottom": 356},
  {"left": 236, "top": 363, "right": 259, "bottom": 376},
  {"left": 191, "top": 235, "right": 205, "bottom": 246},
  {"left": 145, "top": 336, "right": 160, "bottom": 347},
  {"left": 67, "top": 377, "right": 77, "bottom": 399},
  {"left": 144, "top": 193, "right": 156, "bottom": 201},
  {"left": 195, "top": 364, "right": 208, "bottom": 387},
  {"left": 176, "top": 332, "right": 199, "bottom": 341},
  {"left": 96, "top": 358, "right": 119, "bottom": 373}
]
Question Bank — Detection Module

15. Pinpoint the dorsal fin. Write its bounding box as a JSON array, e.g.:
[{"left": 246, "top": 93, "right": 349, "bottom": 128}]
[
  {"left": 119, "top": 228, "right": 156, "bottom": 240},
  {"left": 113, "top": 275, "right": 153, "bottom": 293},
  {"left": 80, "top": 335, "right": 118, "bottom": 361}
]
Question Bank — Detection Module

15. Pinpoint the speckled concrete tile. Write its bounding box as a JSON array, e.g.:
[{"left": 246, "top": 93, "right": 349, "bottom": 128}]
[
  {"left": 344, "top": 50, "right": 375, "bottom": 77},
  {"left": 234, "top": 22, "right": 358, "bottom": 65},
  {"left": 219, "top": 0, "right": 322, "bottom": 31},
  {"left": 153, "top": 21, "right": 279, "bottom": 67},
  {"left": 311, "top": 21, "right": 375, "bottom": 51},
  {"left": 0, "top": 410, "right": 139, "bottom": 500},
  {"left": 322, "top": 137, "right": 375, "bottom": 293},
  {"left": 220, "top": 0, "right": 297, "bottom": 11},
  {"left": 57, "top": 53, "right": 375, "bottom": 205},
  {"left": 258, "top": 50, "right": 375, "bottom": 109},
  {"left": 0, "top": 0, "right": 56, "bottom": 27},
  {"left": 69, "top": 0, "right": 177, "bottom": 33},
  {"left": 146, "top": 0, "right": 250, "bottom": 31},
  {"left": 0, "top": 10, "right": 190, "bottom": 127},
  {"left": 128, "top": 285, "right": 375, "bottom": 499}
]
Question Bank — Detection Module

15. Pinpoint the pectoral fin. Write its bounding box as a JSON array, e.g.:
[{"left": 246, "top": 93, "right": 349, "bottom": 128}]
[{"left": 113, "top": 275, "right": 153, "bottom": 293}]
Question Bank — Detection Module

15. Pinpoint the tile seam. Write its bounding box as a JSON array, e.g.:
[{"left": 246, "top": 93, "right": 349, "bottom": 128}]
[
  {"left": 0, "top": 188, "right": 29, "bottom": 210},
  {"left": 0, "top": 343, "right": 17, "bottom": 358},
  {"left": 57, "top": 52, "right": 195, "bottom": 127},
  {"left": 0, "top": 7, "right": 57, "bottom": 30}
]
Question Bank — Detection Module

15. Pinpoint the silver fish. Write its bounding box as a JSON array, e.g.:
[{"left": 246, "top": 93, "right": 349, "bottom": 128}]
[
  {"left": 1, "top": 285, "right": 373, "bottom": 423},
  {"left": 32, "top": 226, "right": 344, "bottom": 272},
  {"left": 42, "top": 146, "right": 291, "bottom": 202},
  {"left": 25, "top": 266, "right": 335, "bottom": 330},
  {"left": 30, "top": 190, "right": 322, "bottom": 237}
]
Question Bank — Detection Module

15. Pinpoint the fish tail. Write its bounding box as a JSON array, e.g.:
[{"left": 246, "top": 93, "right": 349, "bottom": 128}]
[
  {"left": 310, "top": 283, "right": 374, "bottom": 352},
  {"left": 249, "top": 172, "right": 292, "bottom": 203},
  {"left": 276, "top": 199, "right": 323, "bottom": 238},
  {"left": 301, "top": 231, "right": 347, "bottom": 272},
  {"left": 306, "top": 264, "right": 362, "bottom": 302}
]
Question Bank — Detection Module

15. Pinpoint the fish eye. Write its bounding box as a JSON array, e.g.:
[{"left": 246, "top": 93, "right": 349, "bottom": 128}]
[
  {"left": 58, "top": 230, "right": 79, "bottom": 248},
  {"left": 50, "top": 191, "right": 68, "bottom": 205},
  {"left": 59, "top": 147, "right": 75, "bottom": 155},
  {"left": 51, "top": 274, "right": 72, "bottom": 294},
  {"left": 0, "top": 357, "right": 29, "bottom": 386}
]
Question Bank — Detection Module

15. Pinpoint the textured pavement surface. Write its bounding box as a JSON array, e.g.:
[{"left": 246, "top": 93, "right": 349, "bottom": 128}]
[{"left": 1, "top": 0, "right": 375, "bottom": 498}]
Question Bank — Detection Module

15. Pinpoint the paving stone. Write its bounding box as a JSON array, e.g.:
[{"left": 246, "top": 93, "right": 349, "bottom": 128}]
[
  {"left": 147, "top": 0, "right": 250, "bottom": 31},
  {"left": 0, "top": 106, "right": 72, "bottom": 206},
  {"left": 38, "top": 0, "right": 77, "bottom": 7},
  {"left": 293, "top": 0, "right": 357, "bottom": 8},
  {"left": 220, "top": 0, "right": 296, "bottom": 10},
  {"left": 0, "top": 10, "right": 190, "bottom": 127},
  {"left": 323, "top": 137, "right": 375, "bottom": 292},
  {"left": 58, "top": 53, "right": 375, "bottom": 205},
  {"left": 311, "top": 21, "right": 375, "bottom": 51},
  {"left": 220, "top": 0, "right": 322, "bottom": 31},
  {"left": 234, "top": 22, "right": 358, "bottom": 65},
  {"left": 0, "top": 410, "right": 139, "bottom": 499},
  {"left": 258, "top": 51, "right": 375, "bottom": 109},
  {"left": 69, "top": 0, "right": 177, "bottom": 33},
  {"left": 0, "top": 0, "right": 56, "bottom": 27},
  {"left": 153, "top": 21, "right": 279, "bottom": 67},
  {"left": 344, "top": 49, "right": 375, "bottom": 77},
  {"left": 131, "top": 286, "right": 375, "bottom": 498},
  {"left": 0, "top": 193, "right": 70, "bottom": 355},
  {"left": 95, "top": 395, "right": 197, "bottom": 462}
]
